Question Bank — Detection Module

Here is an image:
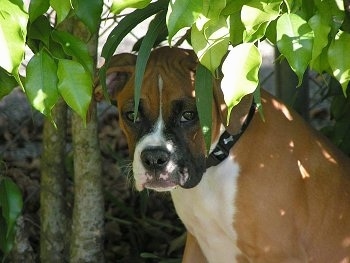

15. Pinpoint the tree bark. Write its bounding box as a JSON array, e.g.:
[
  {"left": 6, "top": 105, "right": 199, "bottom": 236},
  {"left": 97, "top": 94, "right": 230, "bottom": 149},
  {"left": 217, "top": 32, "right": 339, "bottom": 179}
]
[
  {"left": 9, "top": 216, "right": 35, "bottom": 263},
  {"left": 40, "top": 98, "right": 69, "bottom": 262},
  {"left": 70, "top": 100, "right": 104, "bottom": 263},
  {"left": 69, "top": 18, "right": 105, "bottom": 263}
]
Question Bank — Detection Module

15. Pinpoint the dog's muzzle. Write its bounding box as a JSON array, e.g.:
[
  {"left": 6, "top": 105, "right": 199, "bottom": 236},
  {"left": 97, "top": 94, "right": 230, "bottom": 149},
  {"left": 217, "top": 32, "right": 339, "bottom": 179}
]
[{"left": 138, "top": 146, "right": 204, "bottom": 191}]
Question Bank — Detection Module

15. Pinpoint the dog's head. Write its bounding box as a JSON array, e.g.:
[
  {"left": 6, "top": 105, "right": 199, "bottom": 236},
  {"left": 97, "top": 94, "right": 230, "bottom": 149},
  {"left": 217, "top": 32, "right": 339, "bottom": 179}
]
[{"left": 96, "top": 47, "right": 222, "bottom": 191}]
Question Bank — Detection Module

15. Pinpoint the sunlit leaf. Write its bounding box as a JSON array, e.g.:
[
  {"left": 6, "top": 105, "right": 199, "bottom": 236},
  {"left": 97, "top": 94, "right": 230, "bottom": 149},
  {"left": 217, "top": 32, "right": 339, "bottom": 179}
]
[
  {"left": 221, "top": 43, "right": 261, "bottom": 122},
  {"left": 316, "top": 0, "right": 344, "bottom": 36},
  {"left": 276, "top": 13, "right": 314, "bottom": 86},
  {"left": 241, "top": 0, "right": 281, "bottom": 42},
  {"left": 203, "top": 0, "right": 226, "bottom": 21},
  {"left": 191, "top": 16, "right": 229, "bottom": 73},
  {"left": 0, "top": 0, "right": 28, "bottom": 87},
  {"left": 25, "top": 49, "right": 59, "bottom": 117},
  {"left": 57, "top": 59, "right": 92, "bottom": 123},
  {"left": 243, "top": 21, "right": 270, "bottom": 42},
  {"left": 111, "top": 0, "right": 151, "bottom": 14},
  {"left": 328, "top": 31, "right": 350, "bottom": 95},
  {"left": 166, "top": 0, "right": 201, "bottom": 42}
]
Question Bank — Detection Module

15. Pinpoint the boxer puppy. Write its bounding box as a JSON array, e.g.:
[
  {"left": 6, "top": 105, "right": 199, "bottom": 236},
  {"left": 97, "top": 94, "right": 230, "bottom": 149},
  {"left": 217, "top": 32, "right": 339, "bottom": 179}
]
[{"left": 97, "top": 46, "right": 350, "bottom": 262}]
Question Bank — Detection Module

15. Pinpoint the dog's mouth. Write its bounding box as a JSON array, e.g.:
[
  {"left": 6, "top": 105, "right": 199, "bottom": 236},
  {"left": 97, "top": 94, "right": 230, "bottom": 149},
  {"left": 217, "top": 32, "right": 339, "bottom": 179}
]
[
  {"left": 141, "top": 168, "right": 189, "bottom": 192},
  {"left": 136, "top": 167, "right": 190, "bottom": 192}
]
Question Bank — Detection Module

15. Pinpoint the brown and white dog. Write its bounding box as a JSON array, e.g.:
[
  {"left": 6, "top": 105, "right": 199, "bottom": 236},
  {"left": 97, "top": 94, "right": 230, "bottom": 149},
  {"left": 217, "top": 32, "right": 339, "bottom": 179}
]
[{"left": 98, "top": 47, "right": 350, "bottom": 262}]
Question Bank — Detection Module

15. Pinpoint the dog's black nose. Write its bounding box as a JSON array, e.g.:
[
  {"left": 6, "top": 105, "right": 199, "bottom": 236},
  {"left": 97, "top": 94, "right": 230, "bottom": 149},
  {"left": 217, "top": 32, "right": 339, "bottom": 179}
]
[{"left": 141, "top": 147, "right": 170, "bottom": 170}]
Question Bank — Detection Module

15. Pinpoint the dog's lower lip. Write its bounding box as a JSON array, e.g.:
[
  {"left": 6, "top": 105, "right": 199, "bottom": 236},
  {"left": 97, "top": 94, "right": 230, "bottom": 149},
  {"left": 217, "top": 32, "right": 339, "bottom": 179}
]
[{"left": 144, "top": 181, "right": 178, "bottom": 191}]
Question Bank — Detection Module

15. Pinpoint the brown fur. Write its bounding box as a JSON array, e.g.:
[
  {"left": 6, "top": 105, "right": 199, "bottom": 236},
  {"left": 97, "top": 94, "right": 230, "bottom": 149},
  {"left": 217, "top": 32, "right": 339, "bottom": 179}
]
[{"left": 97, "top": 47, "right": 350, "bottom": 262}]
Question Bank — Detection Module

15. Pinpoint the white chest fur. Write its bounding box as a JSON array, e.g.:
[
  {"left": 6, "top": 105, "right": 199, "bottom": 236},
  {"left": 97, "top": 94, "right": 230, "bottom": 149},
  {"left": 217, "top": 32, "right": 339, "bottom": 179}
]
[{"left": 171, "top": 156, "right": 242, "bottom": 263}]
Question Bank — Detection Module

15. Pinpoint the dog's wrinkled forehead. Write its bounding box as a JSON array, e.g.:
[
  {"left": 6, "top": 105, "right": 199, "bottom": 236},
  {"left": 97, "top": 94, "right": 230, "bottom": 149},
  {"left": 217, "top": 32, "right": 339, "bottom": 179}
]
[{"left": 117, "top": 47, "right": 198, "bottom": 117}]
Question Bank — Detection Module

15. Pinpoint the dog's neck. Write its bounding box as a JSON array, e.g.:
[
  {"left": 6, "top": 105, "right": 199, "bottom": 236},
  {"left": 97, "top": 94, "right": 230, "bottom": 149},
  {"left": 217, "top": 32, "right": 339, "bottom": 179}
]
[
  {"left": 206, "top": 101, "right": 256, "bottom": 168},
  {"left": 213, "top": 81, "right": 255, "bottom": 135}
]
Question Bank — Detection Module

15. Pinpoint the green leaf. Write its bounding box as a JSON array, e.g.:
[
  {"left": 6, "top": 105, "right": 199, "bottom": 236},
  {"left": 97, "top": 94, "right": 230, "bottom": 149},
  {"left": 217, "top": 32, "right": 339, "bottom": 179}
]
[
  {"left": 57, "top": 59, "right": 92, "bottom": 123},
  {"left": 51, "top": 30, "right": 94, "bottom": 76},
  {"left": 191, "top": 16, "right": 230, "bottom": 73},
  {"left": 132, "top": 20, "right": 168, "bottom": 51},
  {"left": 241, "top": 0, "right": 281, "bottom": 42},
  {"left": 308, "top": 14, "right": 331, "bottom": 70},
  {"left": 0, "top": 68, "right": 18, "bottom": 99},
  {"left": 276, "top": 13, "right": 314, "bottom": 86},
  {"left": 134, "top": 11, "right": 166, "bottom": 118},
  {"left": 222, "top": 0, "right": 245, "bottom": 15},
  {"left": 195, "top": 63, "right": 212, "bottom": 154},
  {"left": 28, "top": 15, "right": 52, "bottom": 48},
  {"left": 72, "top": 0, "right": 103, "bottom": 34},
  {"left": 50, "top": 0, "right": 71, "bottom": 24},
  {"left": 0, "top": 177, "right": 23, "bottom": 238},
  {"left": 328, "top": 31, "right": 350, "bottom": 95},
  {"left": 166, "top": 0, "right": 201, "bottom": 42},
  {"left": 28, "top": 0, "right": 50, "bottom": 22},
  {"left": 264, "top": 18, "right": 277, "bottom": 44},
  {"left": 25, "top": 49, "right": 59, "bottom": 117},
  {"left": 111, "top": 0, "right": 151, "bottom": 14},
  {"left": 316, "top": 0, "right": 344, "bottom": 37},
  {"left": 0, "top": 214, "right": 14, "bottom": 255},
  {"left": 101, "top": 0, "right": 167, "bottom": 60},
  {"left": 203, "top": 0, "right": 226, "bottom": 21},
  {"left": 225, "top": 0, "right": 245, "bottom": 46},
  {"left": 0, "top": 0, "right": 28, "bottom": 86},
  {"left": 243, "top": 21, "right": 270, "bottom": 43},
  {"left": 221, "top": 43, "right": 261, "bottom": 122},
  {"left": 229, "top": 12, "right": 245, "bottom": 46},
  {"left": 99, "top": 0, "right": 167, "bottom": 101}
]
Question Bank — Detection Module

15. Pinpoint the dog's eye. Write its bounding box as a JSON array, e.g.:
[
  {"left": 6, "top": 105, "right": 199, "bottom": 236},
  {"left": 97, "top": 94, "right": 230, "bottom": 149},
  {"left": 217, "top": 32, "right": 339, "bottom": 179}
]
[
  {"left": 125, "top": 111, "right": 141, "bottom": 123},
  {"left": 180, "top": 111, "right": 196, "bottom": 123}
]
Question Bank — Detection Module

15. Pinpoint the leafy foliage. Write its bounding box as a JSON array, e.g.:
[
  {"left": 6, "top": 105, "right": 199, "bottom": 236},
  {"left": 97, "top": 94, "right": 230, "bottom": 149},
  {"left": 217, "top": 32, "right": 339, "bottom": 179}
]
[
  {"left": 1, "top": 0, "right": 349, "bottom": 132},
  {"left": 1, "top": 0, "right": 103, "bottom": 257},
  {"left": 1, "top": 0, "right": 102, "bottom": 122},
  {"left": 102, "top": 0, "right": 350, "bottom": 136},
  {"left": 0, "top": 177, "right": 23, "bottom": 257},
  {"left": 0, "top": 0, "right": 28, "bottom": 88}
]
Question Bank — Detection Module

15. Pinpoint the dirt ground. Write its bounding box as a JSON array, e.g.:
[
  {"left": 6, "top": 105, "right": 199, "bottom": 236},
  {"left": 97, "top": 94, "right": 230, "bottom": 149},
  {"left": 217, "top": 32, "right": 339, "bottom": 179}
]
[{"left": 0, "top": 88, "right": 185, "bottom": 262}]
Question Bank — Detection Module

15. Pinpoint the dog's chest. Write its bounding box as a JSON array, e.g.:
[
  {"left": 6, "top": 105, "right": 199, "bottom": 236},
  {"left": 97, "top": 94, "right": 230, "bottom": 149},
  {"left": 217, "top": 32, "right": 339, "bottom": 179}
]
[{"left": 171, "top": 157, "right": 242, "bottom": 262}]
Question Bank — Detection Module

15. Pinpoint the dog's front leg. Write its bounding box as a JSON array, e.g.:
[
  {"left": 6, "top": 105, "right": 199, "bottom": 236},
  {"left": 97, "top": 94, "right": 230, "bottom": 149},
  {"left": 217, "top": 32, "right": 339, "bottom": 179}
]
[{"left": 182, "top": 232, "right": 208, "bottom": 263}]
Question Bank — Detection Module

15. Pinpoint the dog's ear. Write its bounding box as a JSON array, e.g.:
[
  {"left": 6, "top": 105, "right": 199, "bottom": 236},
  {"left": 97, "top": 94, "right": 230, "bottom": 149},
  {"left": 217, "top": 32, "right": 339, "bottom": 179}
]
[{"left": 94, "top": 53, "right": 137, "bottom": 103}]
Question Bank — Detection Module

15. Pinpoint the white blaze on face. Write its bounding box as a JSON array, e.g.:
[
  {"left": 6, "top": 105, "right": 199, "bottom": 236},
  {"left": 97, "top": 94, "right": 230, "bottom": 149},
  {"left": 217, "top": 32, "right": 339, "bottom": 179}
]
[{"left": 133, "top": 75, "right": 170, "bottom": 190}]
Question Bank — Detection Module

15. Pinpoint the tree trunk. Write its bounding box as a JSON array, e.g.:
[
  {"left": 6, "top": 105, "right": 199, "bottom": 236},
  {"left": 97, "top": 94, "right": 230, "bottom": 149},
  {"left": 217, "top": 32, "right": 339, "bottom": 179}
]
[
  {"left": 9, "top": 216, "right": 35, "bottom": 263},
  {"left": 69, "top": 18, "right": 105, "bottom": 263},
  {"left": 70, "top": 100, "right": 104, "bottom": 262},
  {"left": 40, "top": 98, "right": 69, "bottom": 262}
]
